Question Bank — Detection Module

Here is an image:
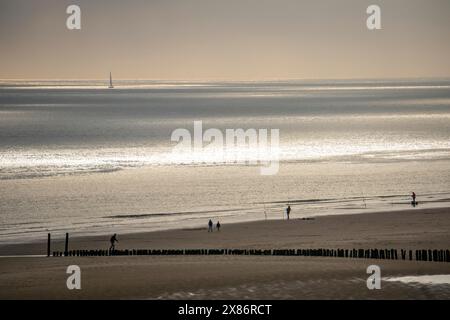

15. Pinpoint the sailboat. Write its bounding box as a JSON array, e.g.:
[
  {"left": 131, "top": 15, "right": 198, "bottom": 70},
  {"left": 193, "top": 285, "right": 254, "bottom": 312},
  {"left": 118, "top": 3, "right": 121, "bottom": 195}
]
[{"left": 108, "top": 72, "right": 114, "bottom": 89}]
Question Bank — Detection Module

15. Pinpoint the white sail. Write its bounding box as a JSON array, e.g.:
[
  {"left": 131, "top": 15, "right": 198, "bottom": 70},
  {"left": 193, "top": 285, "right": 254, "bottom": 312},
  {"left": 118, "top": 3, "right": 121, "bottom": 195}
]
[{"left": 109, "top": 72, "right": 114, "bottom": 88}]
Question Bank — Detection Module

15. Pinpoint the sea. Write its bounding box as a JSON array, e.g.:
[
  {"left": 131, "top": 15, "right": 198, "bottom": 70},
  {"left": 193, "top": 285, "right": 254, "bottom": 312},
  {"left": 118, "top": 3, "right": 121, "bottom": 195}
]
[{"left": 1, "top": 79, "right": 450, "bottom": 243}]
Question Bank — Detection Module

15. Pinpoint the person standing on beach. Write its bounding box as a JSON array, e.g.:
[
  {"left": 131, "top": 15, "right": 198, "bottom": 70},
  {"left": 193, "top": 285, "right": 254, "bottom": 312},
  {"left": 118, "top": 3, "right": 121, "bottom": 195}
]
[
  {"left": 216, "top": 221, "right": 221, "bottom": 231},
  {"left": 110, "top": 233, "right": 118, "bottom": 251},
  {"left": 208, "top": 219, "right": 213, "bottom": 232},
  {"left": 411, "top": 192, "right": 417, "bottom": 206},
  {"left": 286, "top": 205, "right": 291, "bottom": 220}
]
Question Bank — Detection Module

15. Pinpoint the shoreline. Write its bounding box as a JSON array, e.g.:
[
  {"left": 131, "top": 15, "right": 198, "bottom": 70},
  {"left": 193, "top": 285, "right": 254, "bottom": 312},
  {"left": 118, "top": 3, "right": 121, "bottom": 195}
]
[
  {"left": 1, "top": 206, "right": 449, "bottom": 256},
  {"left": 2, "top": 201, "right": 449, "bottom": 247},
  {"left": 2, "top": 159, "right": 450, "bottom": 247}
]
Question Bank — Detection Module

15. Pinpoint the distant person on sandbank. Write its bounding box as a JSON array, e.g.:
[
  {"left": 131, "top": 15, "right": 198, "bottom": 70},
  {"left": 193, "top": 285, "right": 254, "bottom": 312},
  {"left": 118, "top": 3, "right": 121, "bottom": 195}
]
[
  {"left": 286, "top": 205, "right": 291, "bottom": 220},
  {"left": 110, "top": 233, "right": 118, "bottom": 251},
  {"left": 411, "top": 192, "right": 417, "bottom": 207},
  {"left": 216, "top": 221, "right": 221, "bottom": 231},
  {"left": 208, "top": 219, "right": 213, "bottom": 232}
]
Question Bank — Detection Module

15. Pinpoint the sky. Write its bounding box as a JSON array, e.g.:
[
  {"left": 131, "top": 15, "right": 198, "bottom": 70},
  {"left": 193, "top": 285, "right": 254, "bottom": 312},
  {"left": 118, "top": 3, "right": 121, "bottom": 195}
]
[{"left": 0, "top": 0, "right": 449, "bottom": 80}]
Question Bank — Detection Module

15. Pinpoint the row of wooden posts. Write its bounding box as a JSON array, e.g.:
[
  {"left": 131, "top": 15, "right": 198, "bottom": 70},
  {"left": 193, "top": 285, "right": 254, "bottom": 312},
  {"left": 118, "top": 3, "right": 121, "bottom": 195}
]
[{"left": 48, "top": 233, "right": 450, "bottom": 262}]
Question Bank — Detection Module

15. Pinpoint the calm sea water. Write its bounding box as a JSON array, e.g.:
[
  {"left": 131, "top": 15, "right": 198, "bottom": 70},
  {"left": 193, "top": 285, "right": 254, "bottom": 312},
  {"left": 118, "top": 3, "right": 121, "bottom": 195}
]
[{"left": 1, "top": 79, "right": 450, "bottom": 243}]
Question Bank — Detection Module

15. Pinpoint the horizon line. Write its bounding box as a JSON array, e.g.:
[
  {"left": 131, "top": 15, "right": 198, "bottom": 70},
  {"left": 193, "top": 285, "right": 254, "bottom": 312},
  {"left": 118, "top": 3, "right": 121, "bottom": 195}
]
[{"left": 1, "top": 76, "right": 450, "bottom": 82}]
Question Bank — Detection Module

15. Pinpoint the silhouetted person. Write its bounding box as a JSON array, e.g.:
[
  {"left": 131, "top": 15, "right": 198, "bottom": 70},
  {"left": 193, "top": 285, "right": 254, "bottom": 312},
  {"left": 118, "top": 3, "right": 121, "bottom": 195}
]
[
  {"left": 110, "top": 233, "right": 118, "bottom": 251},
  {"left": 208, "top": 219, "right": 213, "bottom": 232},
  {"left": 411, "top": 192, "right": 417, "bottom": 207},
  {"left": 216, "top": 221, "right": 221, "bottom": 231},
  {"left": 286, "top": 205, "right": 291, "bottom": 220}
]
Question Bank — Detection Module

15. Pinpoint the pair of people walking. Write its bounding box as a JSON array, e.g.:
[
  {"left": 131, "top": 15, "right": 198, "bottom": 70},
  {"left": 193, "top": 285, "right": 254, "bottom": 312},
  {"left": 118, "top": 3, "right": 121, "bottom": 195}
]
[{"left": 208, "top": 219, "right": 221, "bottom": 232}]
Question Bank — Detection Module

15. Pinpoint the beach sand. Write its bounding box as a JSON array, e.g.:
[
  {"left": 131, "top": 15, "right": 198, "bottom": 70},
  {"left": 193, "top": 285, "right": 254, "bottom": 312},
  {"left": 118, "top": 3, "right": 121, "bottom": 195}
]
[{"left": 0, "top": 207, "right": 449, "bottom": 299}]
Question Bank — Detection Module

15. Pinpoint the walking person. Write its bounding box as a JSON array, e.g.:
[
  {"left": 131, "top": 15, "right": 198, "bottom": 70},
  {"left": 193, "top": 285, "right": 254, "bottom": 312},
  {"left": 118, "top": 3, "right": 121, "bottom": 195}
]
[
  {"left": 208, "top": 219, "right": 213, "bottom": 232},
  {"left": 109, "top": 233, "right": 118, "bottom": 251},
  {"left": 411, "top": 192, "right": 417, "bottom": 207}
]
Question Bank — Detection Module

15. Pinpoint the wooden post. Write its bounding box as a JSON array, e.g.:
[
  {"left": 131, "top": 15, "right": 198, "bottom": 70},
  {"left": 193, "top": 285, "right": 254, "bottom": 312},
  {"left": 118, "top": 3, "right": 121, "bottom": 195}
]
[
  {"left": 47, "top": 233, "right": 51, "bottom": 257},
  {"left": 64, "top": 233, "right": 69, "bottom": 256}
]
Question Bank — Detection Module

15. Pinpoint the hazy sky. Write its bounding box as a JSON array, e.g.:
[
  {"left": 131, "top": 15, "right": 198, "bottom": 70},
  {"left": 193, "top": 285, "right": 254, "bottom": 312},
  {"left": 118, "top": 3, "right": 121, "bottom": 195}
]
[{"left": 1, "top": 0, "right": 449, "bottom": 80}]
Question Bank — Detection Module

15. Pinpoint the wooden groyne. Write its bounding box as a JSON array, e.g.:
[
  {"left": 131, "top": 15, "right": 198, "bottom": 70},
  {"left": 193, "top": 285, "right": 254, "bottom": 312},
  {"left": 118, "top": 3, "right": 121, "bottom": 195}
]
[
  {"left": 47, "top": 233, "right": 449, "bottom": 262},
  {"left": 51, "top": 247, "right": 450, "bottom": 262}
]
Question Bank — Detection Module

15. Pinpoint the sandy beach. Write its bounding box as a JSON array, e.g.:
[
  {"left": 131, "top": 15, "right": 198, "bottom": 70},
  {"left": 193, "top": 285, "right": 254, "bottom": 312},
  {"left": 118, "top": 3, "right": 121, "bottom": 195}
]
[{"left": 1, "top": 207, "right": 449, "bottom": 299}]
